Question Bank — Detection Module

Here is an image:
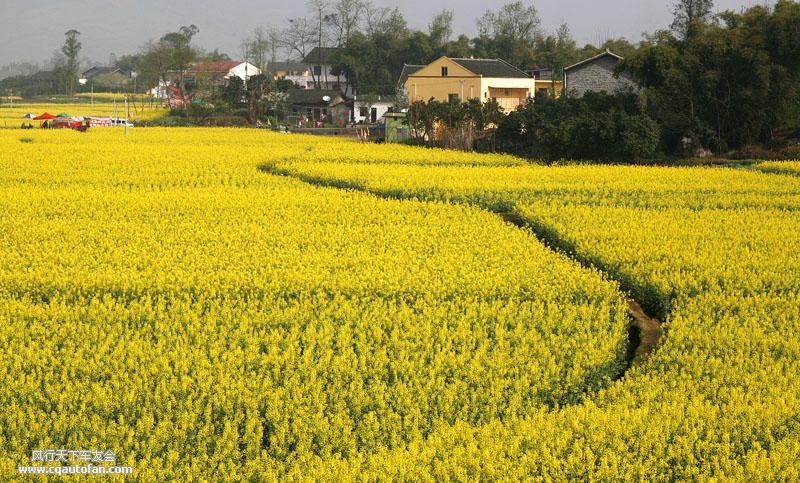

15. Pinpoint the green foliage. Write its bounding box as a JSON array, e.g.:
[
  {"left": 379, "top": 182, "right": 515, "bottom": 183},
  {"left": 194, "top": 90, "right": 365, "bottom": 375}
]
[
  {"left": 671, "top": 0, "right": 714, "bottom": 38},
  {"left": 60, "top": 29, "right": 81, "bottom": 96},
  {"left": 147, "top": 115, "right": 193, "bottom": 127},
  {"left": 475, "top": 2, "right": 541, "bottom": 69},
  {"left": 221, "top": 75, "right": 246, "bottom": 108},
  {"left": 618, "top": 113, "right": 662, "bottom": 160},
  {"left": 498, "top": 91, "right": 661, "bottom": 161},
  {"left": 622, "top": 2, "right": 800, "bottom": 153},
  {"left": 187, "top": 102, "right": 216, "bottom": 122}
]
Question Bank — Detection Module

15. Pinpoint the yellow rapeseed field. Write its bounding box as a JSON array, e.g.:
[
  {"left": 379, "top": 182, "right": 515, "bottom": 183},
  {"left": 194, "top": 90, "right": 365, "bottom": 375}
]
[
  {"left": 3, "top": 126, "right": 799, "bottom": 480},
  {"left": 1, "top": 128, "right": 632, "bottom": 481},
  {"left": 755, "top": 160, "right": 800, "bottom": 176},
  {"left": 272, "top": 151, "right": 800, "bottom": 480},
  {"left": 0, "top": 99, "right": 164, "bottom": 128}
]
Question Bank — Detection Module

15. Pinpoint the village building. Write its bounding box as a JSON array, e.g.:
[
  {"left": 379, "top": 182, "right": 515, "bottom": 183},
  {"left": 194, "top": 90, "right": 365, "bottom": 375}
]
[
  {"left": 185, "top": 61, "right": 261, "bottom": 89},
  {"left": 402, "top": 56, "right": 561, "bottom": 112},
  {"left": 285, "top": 89, "right": 350, "bottom": 126},
  {"left": 563, "top": 50, "right": 638, "bottom": 97},
  {"left": 302, "top": 47, "right": 355, "bottom": 97},
  {"left": 266, "top": 61, "right": 310, "bottom": 88}
]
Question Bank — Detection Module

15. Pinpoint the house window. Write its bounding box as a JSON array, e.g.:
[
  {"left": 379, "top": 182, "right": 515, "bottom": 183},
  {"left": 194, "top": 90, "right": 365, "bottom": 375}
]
[
  {"left": 504, "top": 89, "right": 510, "bottom": 96},
  {"left": 359, "top": 106, "right": 369, "bottom": 117},
  {"left": 314, "top": 65, "right": 321, "bottom": 76},
  {"left": 441, "top": 66, "right": 448, "bottom": 76},
  {"left": 448, "top": 93, "right": 458, "bottom": 103}
]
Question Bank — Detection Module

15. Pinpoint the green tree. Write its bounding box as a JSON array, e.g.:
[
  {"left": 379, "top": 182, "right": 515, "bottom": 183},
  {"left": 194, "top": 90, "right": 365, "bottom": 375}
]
[
  {"left": 222, "top": 75, "right": 246, "bottom": 108},
  {"left": 428, "top": 9, "right": 454, "bottom": 49},
  {"left": 60, "top": 30, "right": 81, "bottom": 96},
  {"left": 161, "top": 25, "right": 199, "bottom": 112},
  {"left": 243, "top": 73, "right": 273, "bottom": 122},
  {"left": 534, "top": 23, "right": 580, "bottom": 79},
  {"left": 621, "top": 3, "right": 800, "bottom": 153},
  {"left": 334, "top": 6, "right": 409, "bottom": 95},
  {"left": 671, "top": 0, "right": 714, "bottom": 38},
  {"left": 440, "top": 35, "right": 474, "bottom": 59},
  {"left": 474, "top": 2, "right": 541, "bottom": 68}
]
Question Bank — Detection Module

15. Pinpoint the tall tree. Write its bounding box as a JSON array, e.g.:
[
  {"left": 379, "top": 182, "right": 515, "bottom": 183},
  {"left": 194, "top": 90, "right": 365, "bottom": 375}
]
[
  {"left": 141, "top": 25, "right": 199, "bottom": 111},
  {"left": 428, "top": 9, "right": 454, "bottom": 49},
  {"left": 329, "top": 0, "right": 363, "bottom": 47},
  {"left": 671, "top": 0, "right": 714, "bottom": 38},
  {"left": 163, "top": 25, "right": 199, "bottom": 112},
  {"left": 141, "top": 40, "right": 172, "bottom": 107},
  {"left": 249, "top": 26, "right": 272, "bottom": 71},
  {"left": 534, "top": 23, "right": 580, "bottom": 79},
  {"left": 307, "top": 0, "right": 332, "bottom": 57},
  {"left": 284, "top": 17, "right": 316, "bottom": 62},
  {"left": 61, "top": 30, "right": 81, "bottom": 96},
  {"left": 474, "top": 2, "right": 541, "bottom": 68}
]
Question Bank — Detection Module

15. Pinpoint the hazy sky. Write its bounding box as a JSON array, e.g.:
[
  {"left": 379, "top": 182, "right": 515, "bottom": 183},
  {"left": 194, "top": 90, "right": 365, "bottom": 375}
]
[{"left": 0, "top": 0, "right": 771, "bottom": 67}]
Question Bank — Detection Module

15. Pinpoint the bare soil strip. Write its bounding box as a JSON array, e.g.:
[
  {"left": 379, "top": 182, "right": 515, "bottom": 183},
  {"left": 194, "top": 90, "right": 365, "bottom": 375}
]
[{"left": 626, "top": 299, "right": 662, "bottom": 364}]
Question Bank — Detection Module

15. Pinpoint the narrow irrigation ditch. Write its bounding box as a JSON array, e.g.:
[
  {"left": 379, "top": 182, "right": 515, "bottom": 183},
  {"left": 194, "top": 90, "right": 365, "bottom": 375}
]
[{"left": 260, "top": 163, "right": 664, "bottom": 379}]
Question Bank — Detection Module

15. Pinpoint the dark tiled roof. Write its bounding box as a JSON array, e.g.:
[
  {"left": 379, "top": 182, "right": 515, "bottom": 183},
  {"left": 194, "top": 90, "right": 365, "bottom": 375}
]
[
  {"left": 303, "top": 47, "right": 341, "bottom": 64},
  {"left": 398, "top": 64, "right": 424, "bottom": 86},
  {"left": 450, "top": 58, "right": 529, "bottom": 78},
  {"left": 81, "top": 66, "right": 120, "bottom": 79},
  {"left": 564, "top": 50, "right": 623, "bottom": 72}
]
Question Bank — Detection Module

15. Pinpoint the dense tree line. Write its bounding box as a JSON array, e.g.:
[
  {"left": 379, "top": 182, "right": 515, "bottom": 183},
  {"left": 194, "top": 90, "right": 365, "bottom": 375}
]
[
  {"left": 398, "top": 0, "right": 800, "bottom": 159},
  {"left": 273, "top": 0, "right": 628, "bottom": 95},
  {"left": 494, "top": 91, "right": 660, "bottom": 161},
  {"left": 620, "top": 0, "right": 800, "bottom": 155}
]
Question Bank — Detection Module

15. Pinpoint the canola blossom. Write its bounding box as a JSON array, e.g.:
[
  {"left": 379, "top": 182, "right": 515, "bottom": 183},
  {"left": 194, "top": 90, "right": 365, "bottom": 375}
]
[
  {"left": 0, "top": 128, "right": 631, "bottom": 481},
  {"left": 273, "top": 147, "right": 800, "bottom": 480},
  {"left": 3, "top": 126, "right": 800, "bottom": 480},
  {"left": 755, "top": 160, "right": 800, "bottom": 176},
  {"left": 0, "top": 100, "right": 164, "bottom": 126}
]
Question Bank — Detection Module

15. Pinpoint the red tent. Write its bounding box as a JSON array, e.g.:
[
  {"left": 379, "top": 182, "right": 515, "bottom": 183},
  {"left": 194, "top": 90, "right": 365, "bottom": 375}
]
[{"left": 33, "top": 112, "right": 57, "bottom": 120}]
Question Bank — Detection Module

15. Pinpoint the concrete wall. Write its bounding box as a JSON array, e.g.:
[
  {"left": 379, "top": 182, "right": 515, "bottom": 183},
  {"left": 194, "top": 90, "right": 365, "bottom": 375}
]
[{"left": 564, "top": 56, "right": 637, "bottom": 97}]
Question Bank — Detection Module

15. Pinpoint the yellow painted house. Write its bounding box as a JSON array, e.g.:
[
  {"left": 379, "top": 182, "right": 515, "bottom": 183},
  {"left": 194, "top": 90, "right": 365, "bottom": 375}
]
[{"left": 403, "top": 57, "right": 561, "bottom": 112}]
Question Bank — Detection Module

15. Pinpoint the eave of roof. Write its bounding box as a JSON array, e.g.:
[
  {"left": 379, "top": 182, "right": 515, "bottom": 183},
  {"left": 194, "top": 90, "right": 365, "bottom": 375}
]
[
  {"left": 564, "top": 50, "right": 623, "bottom": 72},
  {"left": 449, "top": 58, "right": 529, "bottom": 78}
]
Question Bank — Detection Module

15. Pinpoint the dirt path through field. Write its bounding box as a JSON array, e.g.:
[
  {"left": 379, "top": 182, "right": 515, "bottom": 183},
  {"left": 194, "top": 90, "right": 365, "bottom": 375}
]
[
  {"left": 627, "top": 299, "right": 662, "bottom": 363},
  {"left": 261, "top": 167, "right": 666, "bottom": 375},
  {"left": 495, "top": 210, "right": 663, "bottom": 368}
]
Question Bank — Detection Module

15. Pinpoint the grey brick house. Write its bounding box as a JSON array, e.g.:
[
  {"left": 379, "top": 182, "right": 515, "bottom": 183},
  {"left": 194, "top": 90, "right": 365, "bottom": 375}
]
[{"left": 563, "top": 50, "right": 638, "bottom": 97}]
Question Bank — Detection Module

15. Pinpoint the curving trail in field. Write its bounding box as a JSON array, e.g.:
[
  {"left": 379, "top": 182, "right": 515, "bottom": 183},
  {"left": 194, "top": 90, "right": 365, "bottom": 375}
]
[
  {"left": 263, "top": 165, "right": 663, "bottom": 375},
  {"left": 495, "top": 209, "right": 663, "bottom": 369},
  {"left": 626, "top": 299, "right": 661, "bottom": 363}
]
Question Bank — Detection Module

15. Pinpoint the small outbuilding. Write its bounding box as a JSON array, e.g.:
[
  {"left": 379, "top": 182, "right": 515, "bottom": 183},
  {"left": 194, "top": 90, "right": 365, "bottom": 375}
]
[
  {"left": 563, "top": 50, "right": 639, "bottom": 97},
  {"left": 285, "top": 89, "right": 350, "bottom": 126}
]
